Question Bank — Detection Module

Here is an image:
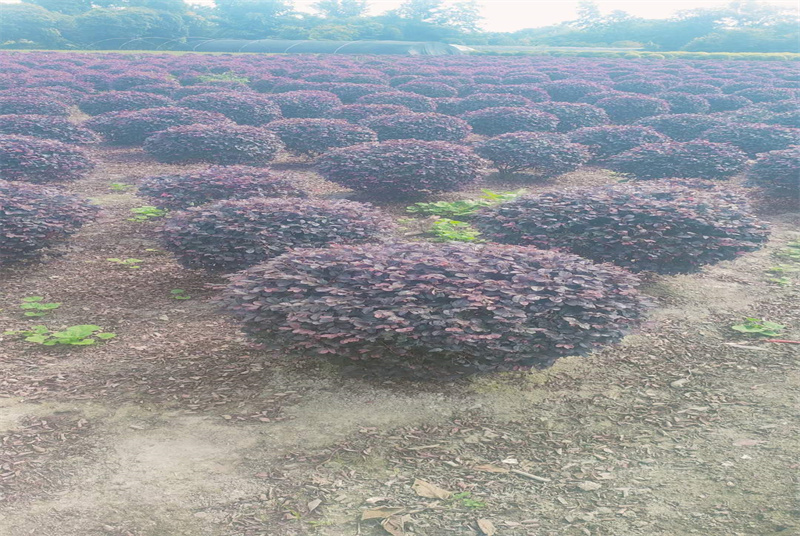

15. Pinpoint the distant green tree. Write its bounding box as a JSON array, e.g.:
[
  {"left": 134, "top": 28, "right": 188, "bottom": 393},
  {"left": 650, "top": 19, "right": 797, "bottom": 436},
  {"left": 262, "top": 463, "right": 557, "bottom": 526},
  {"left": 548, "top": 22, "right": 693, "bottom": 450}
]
[
  {"left": 312, "top": 0, "right": 367, "bottom": 19},
  {"left": 0, "top": 3, "right": 67, "bottom": 46},
  {"left": 215, "top": 0, "right": 296, "bottom": 37},
  {"left": 395, "top": 0, "right": 442, "bottom": 22},
  {"left": 69, "top": 7, "right": 188, "bottom": 44},
  {"left": 573, "top": 0, "right": 601, "bottom": 29},
  {"left": 27, "top": 0, "right": 91, "bottom": 15},
  {"left": 435, "top": 0, "right": 483, "bottom": 33}
]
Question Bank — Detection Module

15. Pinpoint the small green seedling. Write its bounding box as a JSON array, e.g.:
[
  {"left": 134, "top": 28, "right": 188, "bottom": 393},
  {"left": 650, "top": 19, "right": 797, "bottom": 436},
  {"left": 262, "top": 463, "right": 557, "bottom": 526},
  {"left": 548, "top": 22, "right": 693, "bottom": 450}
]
[
  {"left": 4, "top": 324, "right": 116, "bottom": 346},
  {"left": 775, "top": 241, "right": 800, "bottom": 262},
  {"left": 170, "top": 289, "right": 191, "bottom": 300},
  {"left": 731, "top": 318, "right": 785, "bottom": 337},
  {"left": 767, "top": 276, "right": 792, "bottom": 286},
  {"left": 19, "top": 296, "right": 61, "bottom": 318},
  {"left": 107, "top": 258, "right": 143, "bottom": 269},
  {"left": 407, "top": 189, "right": 525, "bottom": 219},
  {"left": 109, "top": 182, "right": 133, "bottom": 192},
  {"left": 429, "top": 219, "right": 482, "bottom": 242},
  {"left": 197, "top": 72, "right": 250, "bottom": 84},
  {"left": 449, "top": 492, "right": 486, "bottom": 509},
  {"left": 129, "top": 206, "right": 167, "bottom": 222}
]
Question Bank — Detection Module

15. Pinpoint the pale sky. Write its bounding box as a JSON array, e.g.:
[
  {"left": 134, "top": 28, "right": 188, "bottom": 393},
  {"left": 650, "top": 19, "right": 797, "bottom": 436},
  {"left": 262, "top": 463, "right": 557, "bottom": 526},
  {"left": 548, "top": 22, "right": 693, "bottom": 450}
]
[
  {"left": 295, "top": 0, "right": 800, "bottom": 32},
  {"left": 1, "top": 0, "right": 797, "bottom": 32}
]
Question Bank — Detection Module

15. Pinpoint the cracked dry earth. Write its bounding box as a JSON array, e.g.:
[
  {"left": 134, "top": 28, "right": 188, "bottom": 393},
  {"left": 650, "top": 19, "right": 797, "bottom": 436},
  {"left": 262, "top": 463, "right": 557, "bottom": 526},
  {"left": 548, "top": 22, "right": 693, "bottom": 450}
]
[{"left": 0, "top": 143, "right": 798, "bottom": 536}]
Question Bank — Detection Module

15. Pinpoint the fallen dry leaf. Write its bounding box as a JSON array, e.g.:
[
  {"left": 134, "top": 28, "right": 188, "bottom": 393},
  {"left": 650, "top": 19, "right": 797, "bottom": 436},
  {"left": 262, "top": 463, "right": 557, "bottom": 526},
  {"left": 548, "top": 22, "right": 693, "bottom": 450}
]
[
  {"left": 474, "top": 464, "right": 510, "bottom": 474},
  {"left": 381, "top": 515, "right": 406, "bottom": 536},
  {"left": 412, "top": 478, "right": 452, "bottom": 500},
  {"left": 477, "top": 518, "right": 496, "bottom": 535},
  {"left": 733, "top": 439, "right": 765, "bottom": 447},
  {"left": 361, "top": 507, "right": 406, "bottom": 520},
  {"left": 307, "top": 499, "right": 321, "bottom": 513},
  {"left": 576, "top": 481, "right": 602, "bottom": 491}
]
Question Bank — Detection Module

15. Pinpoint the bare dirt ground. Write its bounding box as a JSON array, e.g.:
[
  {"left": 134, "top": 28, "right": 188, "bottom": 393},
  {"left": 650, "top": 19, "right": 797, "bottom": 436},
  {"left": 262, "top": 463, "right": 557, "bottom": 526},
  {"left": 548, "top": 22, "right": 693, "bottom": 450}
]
[{"left": 0, "top": 143, "right": 798, "bottom": 536}]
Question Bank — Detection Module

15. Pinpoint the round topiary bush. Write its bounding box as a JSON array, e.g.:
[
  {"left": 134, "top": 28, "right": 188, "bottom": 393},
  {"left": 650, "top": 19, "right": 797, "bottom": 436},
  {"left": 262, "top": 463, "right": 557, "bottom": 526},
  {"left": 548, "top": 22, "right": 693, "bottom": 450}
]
[
  {"left": 766, "top": 110, "right": 800, "bottom": 129},
  {"left": 735, "top": 87, "right": 797, "bottom": 103},
  {"left": 654, "top": 92, "right": 710, "bottom": 114},
  {"left": 143, "top": 124, "right": 284, "bottom": 165},
  {"left": 138, "top": 166, "right": 307, "bottom": 210},
  {"left": 265, "top": 118, "right": 377, "bottom": 156},
  {"left": 86, "top": 107, "right": 232, "bottom": 145},
  {"left": 0, "top": 179, "right": 98, "bottom": 266},
  {"left": 0, "top": 135, "right": 95, "bottom": 183},
  {"left": 701, "top": 123, "right": 800, "bottom": 156},
  {"left": 605, "top": 140, "right": 748, "bottom": 180},
  {"left": 474, "top": 132, "right": 591, "bottom": 175},
  {"left": 474, "top": 181, "right": 769, "bottom": 274},
  {"left": 542, "top": 80, "right": 609, "bottom": 102},
  {"left": 396, "top": 80, "right": 458, "bottom": 98},
  {"left": 319, "top": 83, "right": 395, "bottom": 104},
  {"left": 221, "top": 241, "right": 648, "bottom": 375},
  {"left": 744, "top": 147, "right": 800, "bottom": 199},
  {"left": 177, "top": 92, "right": 282, "bottom": 125},
  {"left": 361, "top": 112, "right": 471, "bottom": 142},
  {"left": 0, "top": 96, "right": 69, "bottom": 116},
  {"left": 569, "top": 125, "right": 669, "bottom": 161},
  {"left": 635, "top": 114, "right": 727, "bottom": 141},
  {"left": 462, "top": 107, "right": 560, "bottom": 136},
  {"left": 78, "top": 91, "right": 174, "bottom": 116},
  {"left": 317, "top": 140, "right": 484, "bottom": 198},
  {"left": 162, "top": 197, "right": 392, "bottom": 273},
  {"left": 325, "top": 103, "right": 411, "bottom": 123},
  {"left": 356, "top": 91, "right": 436, "bottom": 112},
  {"left": 702, "top": 94, "right": 751, "bottom": 113},
  {"left": 595, "top": 95, "right": 671, "bottom": 123},
  {"left": 435, "top": 93, "right": 534, "bottom": 115},
  {"left": 0, "top": 114, "right": 99, "bottom": 144},
  {"left": 271, "top": 90, "right": 342, "bottom": 118},
  {"left": 533, "top": 102, "right": 610, "bottom": 132}
]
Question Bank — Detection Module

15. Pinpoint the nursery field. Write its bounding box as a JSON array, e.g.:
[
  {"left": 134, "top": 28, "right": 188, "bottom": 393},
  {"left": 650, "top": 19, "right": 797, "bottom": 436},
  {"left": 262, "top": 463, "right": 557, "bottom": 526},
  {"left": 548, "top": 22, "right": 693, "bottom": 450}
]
[{"left": 0, "top": 52, "right": 799, "bottom": 536}]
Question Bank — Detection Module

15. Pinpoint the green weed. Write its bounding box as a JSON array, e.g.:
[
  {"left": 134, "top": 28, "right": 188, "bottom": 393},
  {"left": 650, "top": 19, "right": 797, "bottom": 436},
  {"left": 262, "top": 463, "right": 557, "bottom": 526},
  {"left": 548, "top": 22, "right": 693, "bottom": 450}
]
[
  {"left": 4, "top": 324, "right": 116, "bottom": 346},
  {"left": 731, "top": 317, "right": 785, "bottom": 337},
  {"left": 19, "top": 296, "right": 61, "bottom": 318}
]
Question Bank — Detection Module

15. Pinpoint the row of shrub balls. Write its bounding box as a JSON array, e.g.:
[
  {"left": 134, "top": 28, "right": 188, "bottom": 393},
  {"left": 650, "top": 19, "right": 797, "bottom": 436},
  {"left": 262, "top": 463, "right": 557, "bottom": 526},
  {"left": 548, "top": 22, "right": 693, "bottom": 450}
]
[
  {"left": 0, "top": 160, "right": 774, "bottom": 376},
  {"left": 0, "top": 51, "right": 795, "bottom": 376}
]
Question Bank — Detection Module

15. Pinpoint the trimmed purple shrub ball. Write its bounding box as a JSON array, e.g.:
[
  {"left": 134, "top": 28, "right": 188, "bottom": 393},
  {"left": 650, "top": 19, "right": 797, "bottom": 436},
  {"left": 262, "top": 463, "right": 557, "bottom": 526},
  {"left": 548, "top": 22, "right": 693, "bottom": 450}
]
[
  {"left": 635, "top": 114, "right": 727, "bottom": 141},
  {"left": 0, "top": 96, "right": 69, "bottom": 116},
  {"left": 325, "top": 104, "right": 411, "bottom": 123},
  {"left": 319, "top": 83, "right": 395, "bottom": 104},
  {"left": 143, "top": 124, "right": 284, "bottom": 165},
  {"left": 221, "top": 241, "right": 647, "bottom": 374},
  {"left": 744, "top": 147, "right": 800, "bottom": 199},
  {"left": 606, "top": 140, "right": 748, "bottom": 180},
  {"left": 436, "top": 93, "right": 534, "bottom": 115},
  {"left": 0, "top": 115, "right": 99, "bottom": 144},
  {"left": 0, "top": 179, "right": 98, "bottom": 265},
  {"left": 533, "top": 102, "right": 610, "bottom": 132},
  {"left": 463, "top": 107, "right": 560, "bottom": 136},
  {"left": 654, "top": 92, "right": 710, "bottom": 114},
  {"left": 595, "top": 95, "right": 671, "bottom": 123},
  {"left": 86, "top": 107, "right": 233, "bottom": 145},
  {"left": 361, "top": 112, "right": 471, "bottom": 142},
  {"left": 0, "top": 135, "right": 95, "bottom": 183},
  {"left": 701, "top": 123, "right": 800, "bottom": 156},
  {"left": 542, "top": 80, "right": 609, "bottom": 102},
  {"left": 474, "top": 181, "right": 769, "bottom": 274},
  {"left": 396, "top": 80, "right": 458, "bottom": 98},
  {"left": 162, "top": 197, "right": 393, "bottom": 273},
  {"left": 138, "top": 166, "right": 307, "bottom": 210},
  {"left": 356, "top": 91, "right": 436, "bottom": 112},
  {"left": 474, "top": 132, "right": 590, "bottom": 175},
  {"left": 569, "top": 125, "right": 669, "bottom": 161},
  {"left": 78, "top": 91, "right": 174, "bottom": 116},
  {"left": 766, "top": 111, "right": 800, "bottom": 129},
  {"left": 702, "top": 94, "right": 752, "bottom": 113},
  {"left": 271, "top": 90, "right": 342, "bottom": 118},
  {"left": 317, "top": 140, "right": 484, "bottom": 198},
  {"left": 266, "top": 118, "right": 377, "bottom": 156},
  {"left": 177, "top": 92, "right": 282, "bottom": 125},
  {"left": 734, "top": 88, "right": 797, "bottom": 103}
]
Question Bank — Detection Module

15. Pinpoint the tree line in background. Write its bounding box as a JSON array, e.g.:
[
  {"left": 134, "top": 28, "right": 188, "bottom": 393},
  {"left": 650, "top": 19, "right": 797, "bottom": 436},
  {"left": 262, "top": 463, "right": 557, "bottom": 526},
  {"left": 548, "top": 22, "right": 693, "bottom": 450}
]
[{"left": 0, "top": 0, "right": 797, "bottom": 52}]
